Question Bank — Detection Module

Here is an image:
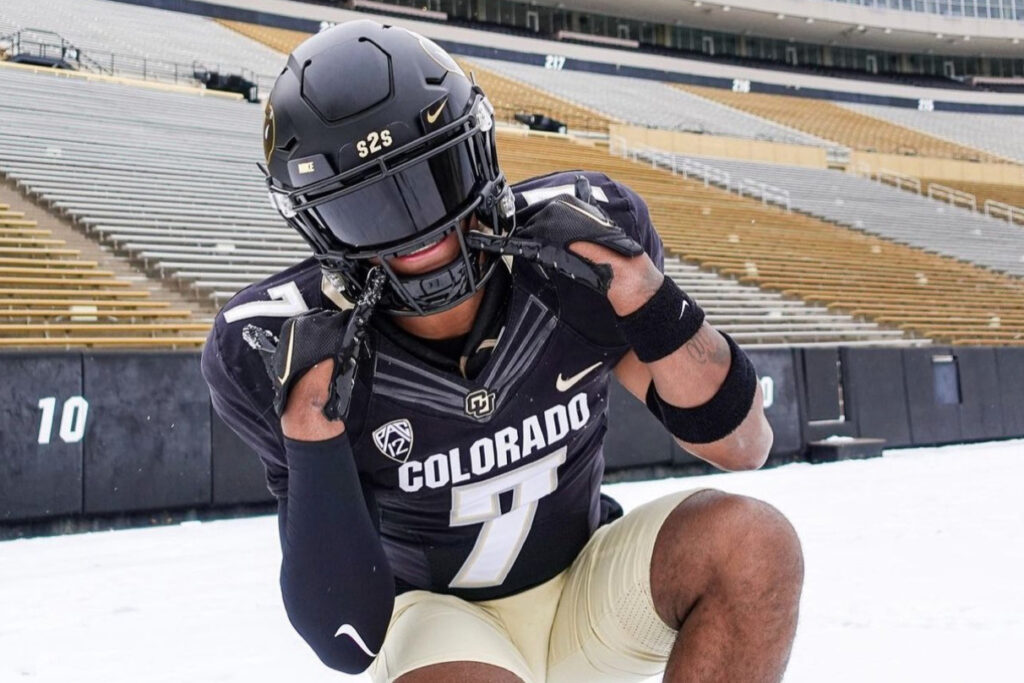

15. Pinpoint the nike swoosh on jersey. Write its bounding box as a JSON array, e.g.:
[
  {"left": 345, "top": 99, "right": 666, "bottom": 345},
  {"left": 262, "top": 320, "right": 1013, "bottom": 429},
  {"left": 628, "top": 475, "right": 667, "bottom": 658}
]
[
  {"left": 334, "top": 623, "right": 378, "bottom": 657},
  {"left": 556, "top": 361, "right": 602, "bottom": 392}
]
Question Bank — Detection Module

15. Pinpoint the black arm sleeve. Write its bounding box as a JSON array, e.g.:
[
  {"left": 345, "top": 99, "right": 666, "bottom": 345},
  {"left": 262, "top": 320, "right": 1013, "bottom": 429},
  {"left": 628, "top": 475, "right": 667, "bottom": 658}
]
[{"left": 278, "top": 434, "right": 394, "bottom": 674}]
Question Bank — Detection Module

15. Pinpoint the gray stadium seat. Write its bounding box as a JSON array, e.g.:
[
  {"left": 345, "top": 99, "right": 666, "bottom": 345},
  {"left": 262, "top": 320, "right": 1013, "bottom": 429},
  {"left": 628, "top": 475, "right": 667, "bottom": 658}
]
[
  {"left": 462, "top": 57, "right": 834, "bottom": 148},
  {"left": 654, "top": 153, "right": 1024, "bottom": 278},
  {"left": 0, "top": 0, "right": 284, "bottom": 92}
]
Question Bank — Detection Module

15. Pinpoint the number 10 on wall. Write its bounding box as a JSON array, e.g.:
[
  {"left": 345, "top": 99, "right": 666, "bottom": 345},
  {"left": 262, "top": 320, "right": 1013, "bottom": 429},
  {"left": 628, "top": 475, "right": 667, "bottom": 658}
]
[{"left": 37, "top": 396, "right": 89, "bottom": 445}]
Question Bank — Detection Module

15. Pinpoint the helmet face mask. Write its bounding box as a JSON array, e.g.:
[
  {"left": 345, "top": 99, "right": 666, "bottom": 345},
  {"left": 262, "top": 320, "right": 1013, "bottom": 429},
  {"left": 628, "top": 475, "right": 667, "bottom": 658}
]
[{"left": 261, "top": 22, "right": 514, "bottom": 316}]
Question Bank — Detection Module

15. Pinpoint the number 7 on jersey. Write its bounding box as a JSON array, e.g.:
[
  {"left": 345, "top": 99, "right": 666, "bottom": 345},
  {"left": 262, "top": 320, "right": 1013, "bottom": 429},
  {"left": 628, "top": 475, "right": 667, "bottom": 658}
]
[{"left": 447, "top": 448, "right": 567, "bottom": 589}]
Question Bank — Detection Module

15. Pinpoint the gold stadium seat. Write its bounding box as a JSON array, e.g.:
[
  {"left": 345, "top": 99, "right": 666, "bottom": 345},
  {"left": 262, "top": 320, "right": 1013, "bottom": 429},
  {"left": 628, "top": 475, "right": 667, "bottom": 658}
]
[
  {"left": 0, "top": 336, "right": 207, "bottom": 348},
  {"left": 215, "top": 19, "right": 310, "bottom": 55},
  {"left": 0, "top": 213, "right": 211, "bottom": 348}
]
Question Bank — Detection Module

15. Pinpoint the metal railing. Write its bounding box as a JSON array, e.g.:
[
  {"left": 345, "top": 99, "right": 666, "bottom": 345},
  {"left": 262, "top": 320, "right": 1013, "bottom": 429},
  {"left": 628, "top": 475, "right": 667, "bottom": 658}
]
[
  {"left": 609, "top": 138, "right": 792, "bottom": 212},
  {"left": 928, "top": 183, "right": 977, "bottom": 212},
  {"left": 738, "top": 178, "right": 792, "bottom": 212},
  {"left": 3, "top": 28, "right": 269, "bottom": 89},
  {"left": 984, "top": 199, "right": 1024, "bottom": 226},
  {"left": 5, "top": 29, "right": 111, "bottom": 74},
  {"left": 862, "top": 164, "right": 1024, "bottom": 226},
  {"left": 877, "top": 169, "right": 922, "bottom": 194}
]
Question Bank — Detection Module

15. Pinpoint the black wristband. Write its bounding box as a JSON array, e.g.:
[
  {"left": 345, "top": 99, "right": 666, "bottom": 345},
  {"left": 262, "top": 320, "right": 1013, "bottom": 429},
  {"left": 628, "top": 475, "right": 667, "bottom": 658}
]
[
  {"left": 616, "top": 275, "right": 705, "bottom": 363},
  {"left": 645, "top": 332, "right": 758, "bottom": 444}
]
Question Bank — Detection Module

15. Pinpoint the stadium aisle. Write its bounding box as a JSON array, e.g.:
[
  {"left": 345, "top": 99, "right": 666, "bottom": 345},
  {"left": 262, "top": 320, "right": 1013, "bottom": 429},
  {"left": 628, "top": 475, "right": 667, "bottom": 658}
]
[{"left": 2, "top": 439, "right": 1021, "bottom": 682}]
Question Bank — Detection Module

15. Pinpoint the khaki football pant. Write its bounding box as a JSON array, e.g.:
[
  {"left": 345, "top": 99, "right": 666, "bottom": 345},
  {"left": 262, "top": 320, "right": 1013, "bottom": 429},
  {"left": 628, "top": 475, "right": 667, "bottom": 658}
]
[{"left": 369, "top": 489, "right": 706, "bottom": 683}]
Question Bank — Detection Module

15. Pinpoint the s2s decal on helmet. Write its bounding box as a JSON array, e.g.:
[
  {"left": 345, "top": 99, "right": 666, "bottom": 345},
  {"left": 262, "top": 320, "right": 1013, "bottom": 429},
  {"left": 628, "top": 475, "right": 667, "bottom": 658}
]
[
  {"left": 356, "top": 129, "right": 393, "bottom": 159},
  {"left": 263, "top": 103, "right": 276, "bottom": 163}
]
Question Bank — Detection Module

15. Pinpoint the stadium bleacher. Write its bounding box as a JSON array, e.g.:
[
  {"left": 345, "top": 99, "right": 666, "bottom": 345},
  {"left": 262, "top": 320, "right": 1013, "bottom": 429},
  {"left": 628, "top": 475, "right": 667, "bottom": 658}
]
[
  {"left": 643, "top": 154, "right": 1024, "bottom": 279},
  {"left": 1, "top": 4, "right": 1022, "bottom": 349},
  {"left": 0, "top": 192, "right": 205, "bottom": 348},
  {"left": 213, "top": 19, "right": 614, "bottom": 133},
  {"left": 840, "top": 103, "right": 1024, "bottom": 166},
  {"left": 455, "top": 58, "right": 614, "bottom": 134},
  {"left": 0, "top": 0, "right": 283, "bottom": 92},
  {"left": 0, "top": 65, "right": 297, "bottom": 309},
  {"left": 919, "top": 179, "right": 1024, "bottom": 224},
  {"left": 501, "top": 132, "right": 1024, "bottom": 345},
  {"left": 1, "top": 63, "right": 919, "bottom": 347},
  {"left": 674, "top": 84, "right": 1002, "bottom": 162},
  {"left": 462, "top": 57, "right": 834, "bottom": 148}
]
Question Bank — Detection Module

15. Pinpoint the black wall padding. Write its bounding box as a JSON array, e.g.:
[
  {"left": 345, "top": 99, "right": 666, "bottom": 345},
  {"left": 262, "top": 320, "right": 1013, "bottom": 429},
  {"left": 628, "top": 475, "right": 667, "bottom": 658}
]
[
  {"left": 0, "top": 353, "right": 83, "bottom": 520},
  {"left": 605, "top": 378, "right": 676, "bottom": 470},
  {"left": 802, "top": 348, "right": 842, "bottom": 422},
  {"left": 82, "top": 353, "right": 211, "bottom": 514},
  {"left": 211, "top": 411, "right": 275, "bottom": 505},
  {"left": 996, "top": 348, "right": 1024, "bottom": 438},
  {"left": 903, "top": 347, "right": 963, "bottom": 446},
  {"left": 842, "top": 348, "right": 912, "bottom": 447},
  {"left": 748, "top": 349, "right": 803, "bottom": 460},
  {"left": 956, "top": 348, "right": 1005, "bottom": 442},
  {"left": 602, "top": 350, "right": 802, "bottom": 473}
]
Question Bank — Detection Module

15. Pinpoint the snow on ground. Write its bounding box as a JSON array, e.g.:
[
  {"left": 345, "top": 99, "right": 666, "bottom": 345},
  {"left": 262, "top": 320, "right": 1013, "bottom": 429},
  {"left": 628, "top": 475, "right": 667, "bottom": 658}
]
[{"left": 2, "top": 440, "right": 1022, "bottom": 682}]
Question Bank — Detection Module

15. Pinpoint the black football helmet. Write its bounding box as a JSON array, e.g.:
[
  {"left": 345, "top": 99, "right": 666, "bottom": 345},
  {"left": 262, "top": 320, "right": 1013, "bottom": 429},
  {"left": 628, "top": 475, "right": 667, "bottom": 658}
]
[{"left": 260, "top": 20, "right": 514, "bottom": 315}]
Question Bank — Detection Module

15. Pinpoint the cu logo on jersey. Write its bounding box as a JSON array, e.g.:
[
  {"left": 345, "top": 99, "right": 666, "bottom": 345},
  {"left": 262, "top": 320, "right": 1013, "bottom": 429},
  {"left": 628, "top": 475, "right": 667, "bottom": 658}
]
[
  {"left": 372, "top": 419, "right": 414, "bottom": 463},
  {"left": 465, "top": 388, "right": 496, "bottom": 419}
]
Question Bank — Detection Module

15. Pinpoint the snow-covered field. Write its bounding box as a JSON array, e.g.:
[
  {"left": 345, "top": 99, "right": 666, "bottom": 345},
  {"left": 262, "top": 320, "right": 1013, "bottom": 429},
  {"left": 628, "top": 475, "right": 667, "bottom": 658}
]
[{"left": 2, "top": 440, "right": 1022, "bottom": 682}]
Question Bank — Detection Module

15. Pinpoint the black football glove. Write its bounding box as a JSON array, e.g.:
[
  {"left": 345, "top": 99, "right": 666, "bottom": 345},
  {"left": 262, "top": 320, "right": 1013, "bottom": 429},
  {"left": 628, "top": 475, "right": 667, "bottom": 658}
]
[
  {"left": 242, "top": 268, "right": 385, "bottom": 421},
  {"left": 465, "top": 178, "right": 644, "bottom": 294}
]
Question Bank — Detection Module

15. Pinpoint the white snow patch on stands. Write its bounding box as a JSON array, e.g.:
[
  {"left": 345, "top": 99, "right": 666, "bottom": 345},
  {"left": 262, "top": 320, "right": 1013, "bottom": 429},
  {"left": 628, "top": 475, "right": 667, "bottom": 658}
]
[{"left": 2, "top": 439, "right": 1022, "bottom": 682}]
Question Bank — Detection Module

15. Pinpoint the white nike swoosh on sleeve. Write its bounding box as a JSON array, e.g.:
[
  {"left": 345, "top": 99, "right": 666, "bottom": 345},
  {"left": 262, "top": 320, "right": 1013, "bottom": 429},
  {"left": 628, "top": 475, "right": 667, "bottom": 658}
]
[{"left": 334, "top": 623, "right": 378, "bottom": 657}]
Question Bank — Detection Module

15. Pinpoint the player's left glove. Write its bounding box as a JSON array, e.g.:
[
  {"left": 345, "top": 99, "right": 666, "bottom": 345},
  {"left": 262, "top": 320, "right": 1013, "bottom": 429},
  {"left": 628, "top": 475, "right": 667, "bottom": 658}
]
[
  {"left": 242, "top": 268, "right": 385, "bottom": 421},
  {"left": 466, "top": 184, "right": 644, "bottom": 294}
]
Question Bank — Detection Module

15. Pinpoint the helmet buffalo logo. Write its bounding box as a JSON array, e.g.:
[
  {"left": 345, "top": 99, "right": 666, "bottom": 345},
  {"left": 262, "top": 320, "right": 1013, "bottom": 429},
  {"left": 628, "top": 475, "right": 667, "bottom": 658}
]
[
  {"left": 263, "top": 104, "right": 276, "bottom": 163},
  {"left": 416, "top": 35, "right": 464, "bottom": 77},
  {"left": 372, "top": 419, "right": 414, "bottom": 463}
]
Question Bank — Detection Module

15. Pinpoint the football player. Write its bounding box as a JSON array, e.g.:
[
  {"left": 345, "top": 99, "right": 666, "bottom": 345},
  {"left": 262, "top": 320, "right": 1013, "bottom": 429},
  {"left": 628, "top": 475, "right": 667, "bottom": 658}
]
[{"left": 202, "top": 20, "right": 803, "bottom": 683}]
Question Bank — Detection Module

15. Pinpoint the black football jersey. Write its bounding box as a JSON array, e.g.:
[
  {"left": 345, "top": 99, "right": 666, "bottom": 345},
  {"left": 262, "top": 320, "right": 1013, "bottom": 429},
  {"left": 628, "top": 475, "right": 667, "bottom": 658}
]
[{"left": 202, "top": 170, "right": 666, "bottom": 600}]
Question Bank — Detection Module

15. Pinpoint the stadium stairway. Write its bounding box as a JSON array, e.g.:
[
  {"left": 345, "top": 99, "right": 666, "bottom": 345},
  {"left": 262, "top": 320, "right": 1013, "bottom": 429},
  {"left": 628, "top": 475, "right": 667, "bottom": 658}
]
[{"left": 674, "top": 84, "right": 1002, "bottom": 163}]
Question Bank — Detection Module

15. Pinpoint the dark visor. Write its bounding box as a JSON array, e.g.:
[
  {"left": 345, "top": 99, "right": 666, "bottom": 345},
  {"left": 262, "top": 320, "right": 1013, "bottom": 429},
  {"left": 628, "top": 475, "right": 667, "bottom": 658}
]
[{"left": 312, "top": 139, "right": 479, "bottom": 249}]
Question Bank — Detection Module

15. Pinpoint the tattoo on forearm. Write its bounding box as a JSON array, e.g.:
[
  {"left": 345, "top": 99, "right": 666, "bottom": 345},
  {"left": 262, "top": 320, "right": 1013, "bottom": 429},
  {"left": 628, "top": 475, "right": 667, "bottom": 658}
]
[{"left": 684, "top": 325, "right": 731, "bottom": 367}]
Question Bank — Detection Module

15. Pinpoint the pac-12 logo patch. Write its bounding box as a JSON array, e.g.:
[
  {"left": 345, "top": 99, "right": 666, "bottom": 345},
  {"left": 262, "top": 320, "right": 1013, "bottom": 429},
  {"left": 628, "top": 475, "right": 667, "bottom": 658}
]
[{"left": 372, "top": 419, "right": 414, "bottom": 463}]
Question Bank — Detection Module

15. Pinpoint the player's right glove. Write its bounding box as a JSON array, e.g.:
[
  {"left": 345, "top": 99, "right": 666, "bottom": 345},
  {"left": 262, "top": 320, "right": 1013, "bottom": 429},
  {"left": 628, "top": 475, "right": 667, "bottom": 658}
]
[{"left": 243, "top": 268, "right": 385, "bottom": 421}]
